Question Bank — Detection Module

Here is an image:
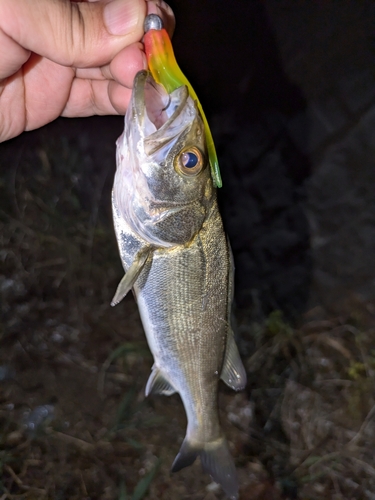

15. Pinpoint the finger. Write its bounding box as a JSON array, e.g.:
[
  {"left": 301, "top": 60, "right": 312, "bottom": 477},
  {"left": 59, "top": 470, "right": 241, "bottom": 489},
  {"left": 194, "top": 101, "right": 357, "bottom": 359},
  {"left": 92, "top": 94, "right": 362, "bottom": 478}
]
[
  {"left": 62, "top": 78, "right": 132, "bottom": 117},
  {"left": 108, "top": 80, "right": 134, "bottom": 114},
  {"left": 23, "top": 54, "right": 74, "bottom": 130},
  {"left": 0, "top": 0, "right": 146, "bottom": 69},
  {"left": 76, "top": 42, "right": 146, "bottom": 88},
  {"left": 0, "top": 54, "right": 74, "bottom": 138},
  {"left": 0, "top": 23, "right": 30, "bottom": 79},
  {"left": 0, "top": 70, "right": 27, "bottom": 140},
  {"left": 108, "top": 42, "right": 147, "bottom": 87}
]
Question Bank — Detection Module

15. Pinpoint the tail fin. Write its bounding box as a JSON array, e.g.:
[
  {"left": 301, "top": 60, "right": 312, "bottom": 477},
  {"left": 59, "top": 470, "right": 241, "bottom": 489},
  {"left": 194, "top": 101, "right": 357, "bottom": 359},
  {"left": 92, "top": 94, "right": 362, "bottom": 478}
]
[
  {"left": 171, "top": 439, "right": 199, "bottom": 472},
  {"left": 171, "top": 437, "right": 239, "bottom": 500}
]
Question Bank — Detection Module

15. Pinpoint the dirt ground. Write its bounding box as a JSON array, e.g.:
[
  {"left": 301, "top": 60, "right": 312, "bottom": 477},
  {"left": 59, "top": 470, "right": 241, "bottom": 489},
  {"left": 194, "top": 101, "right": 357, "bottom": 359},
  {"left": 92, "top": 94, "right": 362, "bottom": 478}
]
[{"left": 1, "top": 131, "right": 375, "bottom": 500}]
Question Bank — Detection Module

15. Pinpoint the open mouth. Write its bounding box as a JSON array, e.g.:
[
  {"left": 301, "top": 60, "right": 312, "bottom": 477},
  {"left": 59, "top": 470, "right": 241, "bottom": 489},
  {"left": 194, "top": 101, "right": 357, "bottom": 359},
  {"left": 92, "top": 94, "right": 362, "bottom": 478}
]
[
  {"left": 142, "top": 73, "right": 170, "bottom": 130},
  {"left": 133, "top": 71, "right": 190, "bottom": 140}
]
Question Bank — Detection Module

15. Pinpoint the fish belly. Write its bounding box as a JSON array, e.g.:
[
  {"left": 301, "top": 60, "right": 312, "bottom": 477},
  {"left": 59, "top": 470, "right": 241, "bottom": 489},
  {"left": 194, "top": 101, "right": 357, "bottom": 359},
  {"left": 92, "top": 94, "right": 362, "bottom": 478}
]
[{"left": 135, "top": 201, "right": 229, "bottom": 441}]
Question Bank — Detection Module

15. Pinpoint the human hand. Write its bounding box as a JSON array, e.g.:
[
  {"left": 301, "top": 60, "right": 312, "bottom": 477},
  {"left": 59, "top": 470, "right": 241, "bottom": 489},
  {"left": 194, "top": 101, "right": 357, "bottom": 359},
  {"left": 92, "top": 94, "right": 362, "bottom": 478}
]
[{"left": 0, "top": 0, "right": 174, "bottom": 142}]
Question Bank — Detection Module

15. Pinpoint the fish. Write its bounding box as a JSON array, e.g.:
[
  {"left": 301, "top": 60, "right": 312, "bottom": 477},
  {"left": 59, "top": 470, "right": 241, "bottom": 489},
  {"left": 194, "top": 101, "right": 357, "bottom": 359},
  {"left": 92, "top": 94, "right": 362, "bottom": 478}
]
[{"left": 111, "top": 69, "right": 247, "bottom": 500}]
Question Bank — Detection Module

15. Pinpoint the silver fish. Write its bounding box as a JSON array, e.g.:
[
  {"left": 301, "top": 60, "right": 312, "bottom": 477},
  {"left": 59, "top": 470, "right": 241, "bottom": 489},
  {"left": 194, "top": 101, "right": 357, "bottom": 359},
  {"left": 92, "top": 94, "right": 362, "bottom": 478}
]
[{"left": 112, "top": 70, "right": 246, "bottom": 499}]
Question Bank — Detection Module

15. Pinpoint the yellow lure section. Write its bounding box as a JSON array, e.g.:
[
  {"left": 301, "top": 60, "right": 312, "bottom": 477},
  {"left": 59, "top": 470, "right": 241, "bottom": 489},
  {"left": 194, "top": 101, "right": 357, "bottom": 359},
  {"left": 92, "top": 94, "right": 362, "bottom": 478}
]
[{"left": 144, "top": 26, "right": 222, "bottom": 188}]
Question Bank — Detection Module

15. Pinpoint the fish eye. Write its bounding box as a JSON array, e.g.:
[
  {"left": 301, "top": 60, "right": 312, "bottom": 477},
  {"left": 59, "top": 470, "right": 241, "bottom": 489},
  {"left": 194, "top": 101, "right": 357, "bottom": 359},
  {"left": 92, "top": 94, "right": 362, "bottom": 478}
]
[
  {"left": 175, "top": 147, "right": 204, "bottom": 176},
  {"left": 181, "top": 152, "right": 198, "bottom": 168}
]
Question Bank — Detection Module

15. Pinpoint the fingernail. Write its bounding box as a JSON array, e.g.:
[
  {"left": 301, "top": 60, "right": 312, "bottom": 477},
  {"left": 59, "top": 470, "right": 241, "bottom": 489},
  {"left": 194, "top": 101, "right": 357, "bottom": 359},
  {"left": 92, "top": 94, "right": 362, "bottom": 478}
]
[
  {"left": 146, "top": 1, "right": 160, "bottom": 16},
  {"left": 104, "top": 0, "right": 141, "bottom": 36}
]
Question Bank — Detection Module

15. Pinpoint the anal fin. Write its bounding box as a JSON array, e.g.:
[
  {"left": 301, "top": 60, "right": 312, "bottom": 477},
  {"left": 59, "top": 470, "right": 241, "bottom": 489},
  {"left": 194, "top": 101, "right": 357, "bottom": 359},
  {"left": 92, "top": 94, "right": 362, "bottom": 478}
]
[
  {"left": 221, "top": 331, "right": 247, "bottom": 391},
  {"left": 111, "top": 246, "right": 152, "bottom": 306},
  {"left": 145, "top": 367, "right": 176, "bottom": 397}
]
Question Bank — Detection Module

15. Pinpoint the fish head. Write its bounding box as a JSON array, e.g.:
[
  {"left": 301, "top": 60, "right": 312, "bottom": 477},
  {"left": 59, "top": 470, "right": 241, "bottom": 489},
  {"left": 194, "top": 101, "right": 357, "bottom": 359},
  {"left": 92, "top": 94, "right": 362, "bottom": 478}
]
[{"left": 113, "top": 70, "right": 214, "bottom": 247}]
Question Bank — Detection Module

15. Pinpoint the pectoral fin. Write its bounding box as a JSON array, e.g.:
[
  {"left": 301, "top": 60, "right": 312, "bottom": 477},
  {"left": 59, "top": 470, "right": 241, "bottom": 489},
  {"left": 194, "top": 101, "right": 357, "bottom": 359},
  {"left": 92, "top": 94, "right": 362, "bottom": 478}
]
[
  {"left": 145, "top": 367, "right": 176, "bottom": 397},
  {"left": 111, "top": 247, "right": 152, "bottom": 306},
  {"left": 221, "top": 332, "right": 247, "bottom": 391}
]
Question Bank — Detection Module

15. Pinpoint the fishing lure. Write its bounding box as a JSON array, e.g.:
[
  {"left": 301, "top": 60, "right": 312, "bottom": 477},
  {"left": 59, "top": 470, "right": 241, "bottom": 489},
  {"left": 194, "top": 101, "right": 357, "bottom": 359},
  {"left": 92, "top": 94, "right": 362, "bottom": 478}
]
[{"left": 143, "top": 14, "right": 222, "bottom": 188}]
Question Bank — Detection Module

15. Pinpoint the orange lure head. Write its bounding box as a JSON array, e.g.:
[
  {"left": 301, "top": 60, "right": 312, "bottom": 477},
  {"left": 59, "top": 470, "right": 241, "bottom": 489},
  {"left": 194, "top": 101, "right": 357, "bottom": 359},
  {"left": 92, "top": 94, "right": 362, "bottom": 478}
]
[{"left": 143, "top": 14, "right": 222, "bottom": 188}]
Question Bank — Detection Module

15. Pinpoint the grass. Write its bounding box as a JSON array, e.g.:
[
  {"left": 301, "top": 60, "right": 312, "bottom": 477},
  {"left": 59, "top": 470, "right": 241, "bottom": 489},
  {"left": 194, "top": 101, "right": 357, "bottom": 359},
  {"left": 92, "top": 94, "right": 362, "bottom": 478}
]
[{"left": 118, "top": 459, "right": 161, "bottom": 500}]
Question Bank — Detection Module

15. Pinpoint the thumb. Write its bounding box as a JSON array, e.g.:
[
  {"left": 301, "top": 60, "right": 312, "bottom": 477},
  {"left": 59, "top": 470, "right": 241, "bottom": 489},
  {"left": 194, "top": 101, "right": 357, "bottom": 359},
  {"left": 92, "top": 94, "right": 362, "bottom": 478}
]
[{"left": 0, "top": 0, "right": 146, "bottom": 69}]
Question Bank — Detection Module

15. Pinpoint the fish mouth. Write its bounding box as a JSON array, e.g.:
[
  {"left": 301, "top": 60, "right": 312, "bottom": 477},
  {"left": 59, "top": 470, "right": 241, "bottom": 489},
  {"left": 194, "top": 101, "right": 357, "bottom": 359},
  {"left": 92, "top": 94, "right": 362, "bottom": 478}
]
[
  {"left": 132, "top": 71, "right": 192, "bottom": 155},
  {"left": 114, "top": 70, "right": 209, "bottom": 247}
]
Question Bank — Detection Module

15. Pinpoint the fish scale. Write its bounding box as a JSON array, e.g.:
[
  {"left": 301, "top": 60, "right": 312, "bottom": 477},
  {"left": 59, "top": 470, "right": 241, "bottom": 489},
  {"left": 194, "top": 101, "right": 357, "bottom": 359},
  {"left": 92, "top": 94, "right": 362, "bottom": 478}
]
[
  {"left": 111, "top": 68, "right": 246, "bottom": 499},
  {"left": 137, "top": 204, "right": 228, "bottom": 436}
]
